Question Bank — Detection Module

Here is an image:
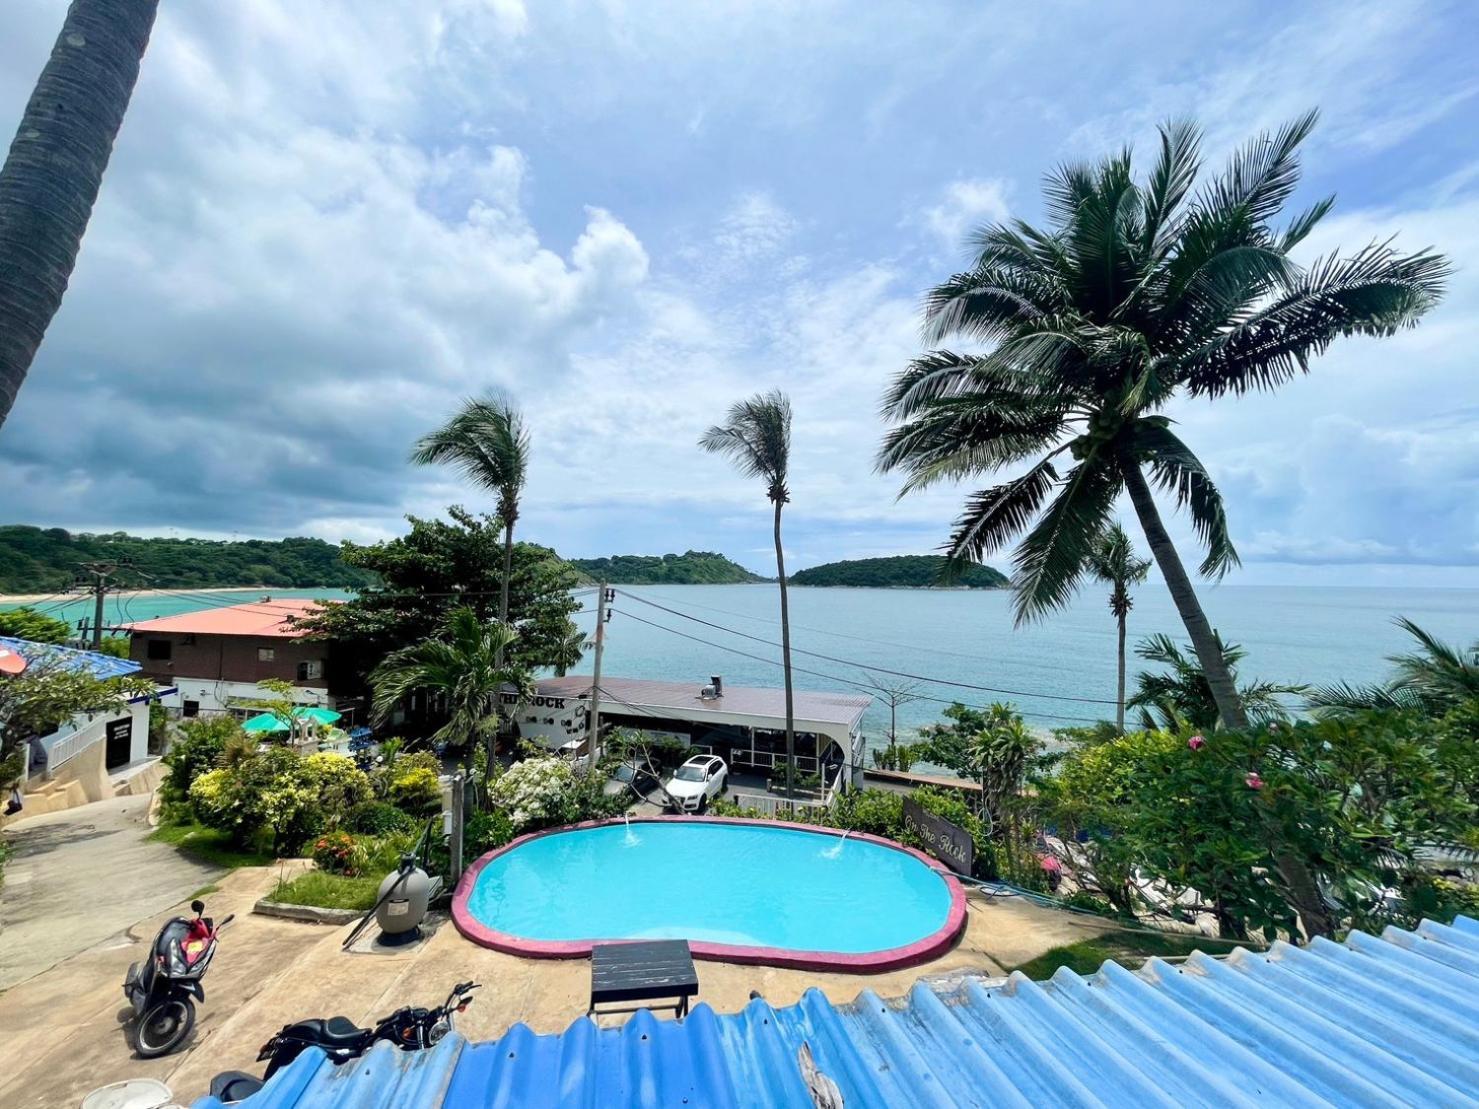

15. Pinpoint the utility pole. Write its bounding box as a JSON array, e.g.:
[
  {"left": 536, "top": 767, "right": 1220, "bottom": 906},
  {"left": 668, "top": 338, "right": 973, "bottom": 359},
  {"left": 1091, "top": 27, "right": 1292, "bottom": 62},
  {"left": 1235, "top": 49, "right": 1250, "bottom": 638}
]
[
  {"left": 586, "top": 584, "right": 612, "bottom": 765},
  {"left": 77, "top": 560, "right": 121, "bottom": 650}
]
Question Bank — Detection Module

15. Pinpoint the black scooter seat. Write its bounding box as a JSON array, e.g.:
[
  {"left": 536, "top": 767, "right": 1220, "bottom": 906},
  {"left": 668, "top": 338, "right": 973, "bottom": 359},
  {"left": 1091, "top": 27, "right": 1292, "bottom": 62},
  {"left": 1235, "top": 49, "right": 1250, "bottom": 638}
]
[{"left": 285, "top": 1016, "right": 368, "bottom": 1048}]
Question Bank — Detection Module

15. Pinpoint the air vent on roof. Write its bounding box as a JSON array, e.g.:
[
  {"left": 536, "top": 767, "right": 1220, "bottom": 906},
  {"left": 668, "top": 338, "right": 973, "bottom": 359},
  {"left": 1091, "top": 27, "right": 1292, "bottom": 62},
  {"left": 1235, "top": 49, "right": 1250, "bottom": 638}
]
[{"left": 700, "top": 675, "right": 723, "bottom": 700}]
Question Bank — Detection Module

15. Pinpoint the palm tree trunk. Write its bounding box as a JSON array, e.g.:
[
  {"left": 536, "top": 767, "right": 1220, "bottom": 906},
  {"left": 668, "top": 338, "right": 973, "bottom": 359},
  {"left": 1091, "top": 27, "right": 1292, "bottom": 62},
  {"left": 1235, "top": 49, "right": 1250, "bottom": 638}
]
[
  {"left": 0, "top": 0, "right": 158, "bottom": 430},
  {"left": 773, "top": 498, "right": 796, "bottom": 815},
  {"left": 1120, "top": 461, "right": 1248, "bottom": 730},
  {"left": 1115, "top": 609, "right": 1127, "bottom": 735},
  {"left": 489, "top": 518, "right": 514, "bottom": 772}
]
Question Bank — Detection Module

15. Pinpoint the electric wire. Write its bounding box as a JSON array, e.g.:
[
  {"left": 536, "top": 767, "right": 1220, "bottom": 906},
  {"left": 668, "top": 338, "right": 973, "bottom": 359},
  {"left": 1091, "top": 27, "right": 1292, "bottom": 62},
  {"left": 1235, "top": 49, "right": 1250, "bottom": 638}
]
[{"left": 616, "top": 590, "right": 1120, "bottom": 707}]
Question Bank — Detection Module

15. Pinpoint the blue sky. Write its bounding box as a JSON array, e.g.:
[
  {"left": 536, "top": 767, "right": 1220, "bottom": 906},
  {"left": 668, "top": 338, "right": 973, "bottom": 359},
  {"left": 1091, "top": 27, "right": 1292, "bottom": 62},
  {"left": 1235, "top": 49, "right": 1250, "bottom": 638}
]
[{"left": 0, "top": 0, "right": 1476, "bottom": 587}]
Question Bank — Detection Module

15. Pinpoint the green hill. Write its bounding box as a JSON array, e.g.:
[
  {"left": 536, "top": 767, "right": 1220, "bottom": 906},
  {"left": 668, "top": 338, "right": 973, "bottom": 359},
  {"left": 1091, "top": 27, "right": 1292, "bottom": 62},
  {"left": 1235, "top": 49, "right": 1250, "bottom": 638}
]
[
  {"left": 569, "top": 551, "right": 766, "bottom": 585},
  {"left": 789, "top": 555, "right": 1009, "bottom": 589},
  {"left": 0, "top": 525, "right": 378, "bottom": 593}
]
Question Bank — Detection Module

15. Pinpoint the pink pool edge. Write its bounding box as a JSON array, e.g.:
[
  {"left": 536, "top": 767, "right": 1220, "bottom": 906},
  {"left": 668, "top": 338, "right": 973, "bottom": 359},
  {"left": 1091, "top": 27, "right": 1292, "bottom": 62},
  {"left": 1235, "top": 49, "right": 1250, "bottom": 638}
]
[{"left": 450, "top": 815, "right": 968, "bottom": 973}]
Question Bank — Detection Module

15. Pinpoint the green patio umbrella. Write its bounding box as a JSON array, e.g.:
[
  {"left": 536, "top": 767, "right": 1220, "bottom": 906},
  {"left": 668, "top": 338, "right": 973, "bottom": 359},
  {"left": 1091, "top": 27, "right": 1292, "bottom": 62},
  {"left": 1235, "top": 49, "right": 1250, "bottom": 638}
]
[{"left": 242, "top": 712, "right": 290, "bottom": 734}]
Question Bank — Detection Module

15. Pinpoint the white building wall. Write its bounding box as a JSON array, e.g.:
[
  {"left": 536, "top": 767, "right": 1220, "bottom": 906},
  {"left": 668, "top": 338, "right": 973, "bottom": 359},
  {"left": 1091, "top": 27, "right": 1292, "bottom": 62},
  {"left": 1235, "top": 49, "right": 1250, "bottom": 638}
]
[{"left": 173, "top": 677, "right": 330, "bottom": 716}]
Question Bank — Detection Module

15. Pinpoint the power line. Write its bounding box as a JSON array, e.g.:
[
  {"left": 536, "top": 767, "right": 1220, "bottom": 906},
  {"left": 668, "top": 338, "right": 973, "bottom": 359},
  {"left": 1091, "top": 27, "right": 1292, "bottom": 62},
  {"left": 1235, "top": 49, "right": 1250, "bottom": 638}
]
[
  {"left": 611, "top": 605, "right": 1106, "bottom": 726},
  {"left": 616, "top": 590, "right": 1120, "bottom": 707}
]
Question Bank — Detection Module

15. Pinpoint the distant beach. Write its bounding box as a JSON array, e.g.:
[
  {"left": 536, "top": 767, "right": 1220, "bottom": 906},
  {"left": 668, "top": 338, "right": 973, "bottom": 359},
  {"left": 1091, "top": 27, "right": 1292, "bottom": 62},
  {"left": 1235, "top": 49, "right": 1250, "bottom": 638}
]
[{"left": 0, "top": 585, "right": 287, "bottom": 605}]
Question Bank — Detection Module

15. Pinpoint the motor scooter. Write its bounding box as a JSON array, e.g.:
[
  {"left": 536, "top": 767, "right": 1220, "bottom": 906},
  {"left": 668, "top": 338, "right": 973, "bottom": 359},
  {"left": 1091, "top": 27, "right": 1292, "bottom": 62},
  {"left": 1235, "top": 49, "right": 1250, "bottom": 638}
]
[
  {"left": 123, "top": 898, "right": 233, "bottom": 1057},
  {"left": 207, "top": 982, "right": 479, "bottom": 1102}
]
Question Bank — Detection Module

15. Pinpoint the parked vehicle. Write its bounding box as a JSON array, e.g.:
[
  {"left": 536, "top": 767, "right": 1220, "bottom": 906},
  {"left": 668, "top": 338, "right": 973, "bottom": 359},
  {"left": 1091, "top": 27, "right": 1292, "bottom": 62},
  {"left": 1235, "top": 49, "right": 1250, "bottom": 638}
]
[
  {"left": 664, "top": 754, "right": 728, "bottom": 812},
  {"left": 603, "top": 755, "right": 662, "bottom": 799},
  {"left": 207, "top": 981, "right": 481, "bottom": 1101},
  {"left": 123, "top": 899, "right": 233, "bottom": 1058}
]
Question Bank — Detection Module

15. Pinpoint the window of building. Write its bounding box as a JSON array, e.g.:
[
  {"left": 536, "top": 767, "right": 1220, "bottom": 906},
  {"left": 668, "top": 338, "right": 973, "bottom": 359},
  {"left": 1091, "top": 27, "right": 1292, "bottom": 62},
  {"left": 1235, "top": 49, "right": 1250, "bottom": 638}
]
[
  {"left": 182, "top": 699, "right": 199, "bottom": 718},
  {"left": 146, "top": 638, "right": 172, "bottom": 661},
  {"left": 297, "top": 659, "right": 323, "bottom": 681},
  {"left": 258, "top": 647, "right": 276, "bottom": 662}
]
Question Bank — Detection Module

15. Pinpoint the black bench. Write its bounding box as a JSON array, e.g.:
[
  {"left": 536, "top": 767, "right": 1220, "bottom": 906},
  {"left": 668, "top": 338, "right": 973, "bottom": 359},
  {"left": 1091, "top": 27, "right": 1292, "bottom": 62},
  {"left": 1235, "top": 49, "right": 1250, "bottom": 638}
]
[{"left": 588, "top": 939, "right": 699, "bottom": 1020}]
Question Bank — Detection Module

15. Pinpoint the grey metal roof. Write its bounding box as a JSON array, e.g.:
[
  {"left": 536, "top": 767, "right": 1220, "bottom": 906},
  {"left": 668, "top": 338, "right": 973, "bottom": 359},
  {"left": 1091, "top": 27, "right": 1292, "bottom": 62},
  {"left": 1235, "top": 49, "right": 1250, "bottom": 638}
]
[
  {"left": 193, "top": 914, "right": 1479, "bottom": 1107},
  {"left": 537, "top": 675, "right": 872, "bottom": 730}
]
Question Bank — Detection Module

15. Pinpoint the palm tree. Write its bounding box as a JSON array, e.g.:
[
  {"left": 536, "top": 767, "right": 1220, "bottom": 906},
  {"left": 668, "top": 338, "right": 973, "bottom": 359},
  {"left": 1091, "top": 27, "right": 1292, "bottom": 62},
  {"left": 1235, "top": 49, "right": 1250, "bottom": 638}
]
[
  {"left": 878, "top": 113, "right": 1448, "bottom": 731},
  {"left": 1087, "top": 523, "right": 1151, "bottom": 733},
  {"left": 700, "top": 391, "right": 797, "bottom": 807},
  {"left": 1307, "top": 618, "right": 1479, "bottom": 716},
  {"left": 369, "top": 607, "right": 533, "bottom": 768},
  {"left": 0, "top": 0, "right": 159, "bottom": 432},
  {"left": 1127, "top": 633, "right": 1304, "bottom": 731},
  {"left": 411, "top": 394, "right": 531, "bottom": 642},
  {"left": 551, "top": 625, "right": 587, "bottom": 678}
]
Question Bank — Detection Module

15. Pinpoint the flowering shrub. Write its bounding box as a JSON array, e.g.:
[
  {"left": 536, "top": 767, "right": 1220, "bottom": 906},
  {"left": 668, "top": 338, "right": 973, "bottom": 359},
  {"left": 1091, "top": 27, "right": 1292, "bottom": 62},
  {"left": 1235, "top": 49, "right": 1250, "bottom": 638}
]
[
  {"left": 390, "top": 767, "right": 442, "bottom": 815},
  {"left": 188, "top": 747, "right": 373, "bottom": 855},
  {"left": 488, "top": 756, "right": 575, "bottom": 830},
  {"left": 312, "top": 830, "right": 360, "bottom": 875}
]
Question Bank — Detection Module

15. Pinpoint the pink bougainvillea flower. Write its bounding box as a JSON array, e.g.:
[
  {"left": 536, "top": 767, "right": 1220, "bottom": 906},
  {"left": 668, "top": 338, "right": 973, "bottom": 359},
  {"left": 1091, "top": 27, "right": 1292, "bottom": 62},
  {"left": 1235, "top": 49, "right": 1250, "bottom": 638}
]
[
  {"left": 1245, "top": 772, "right": 1264, "bottom": 790},
  {"left": 1188, "top": 734, "right": 1206, "bottom": 750}
]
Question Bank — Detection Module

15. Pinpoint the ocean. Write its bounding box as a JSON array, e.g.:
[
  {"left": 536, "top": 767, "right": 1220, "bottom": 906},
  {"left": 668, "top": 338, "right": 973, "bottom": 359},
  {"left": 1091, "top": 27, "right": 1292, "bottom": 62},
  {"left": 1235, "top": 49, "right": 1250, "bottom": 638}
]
[{"left": 14, "top": 582, "right": 1475, "bottom": 747}]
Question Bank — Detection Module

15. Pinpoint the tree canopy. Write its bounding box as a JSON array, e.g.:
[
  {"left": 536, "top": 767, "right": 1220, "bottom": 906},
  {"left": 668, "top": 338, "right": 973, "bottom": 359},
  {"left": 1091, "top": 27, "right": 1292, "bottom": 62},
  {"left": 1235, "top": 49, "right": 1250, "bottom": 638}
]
[
  {"left": 570, "top": 551, "right": 765, "bottom": 585},
  {"left": 297, "top": 507, "right": 581, "bottom": 693},
  {"left": 0, "top": 525, "right": 375, "bottom": 593},
  {"left": 790, "top": 555, "right": 1008, "bottom": 589}
]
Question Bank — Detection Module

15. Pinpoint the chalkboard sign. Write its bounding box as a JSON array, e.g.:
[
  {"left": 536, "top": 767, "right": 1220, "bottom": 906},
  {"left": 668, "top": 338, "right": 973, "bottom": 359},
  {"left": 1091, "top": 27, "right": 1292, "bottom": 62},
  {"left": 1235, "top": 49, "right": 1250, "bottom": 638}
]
[
  {"left": 902, "top": 797, "right": 973, "bottom": 875},
  {"left": 105, "top": 716, "right": 133, "bottom": 770}
]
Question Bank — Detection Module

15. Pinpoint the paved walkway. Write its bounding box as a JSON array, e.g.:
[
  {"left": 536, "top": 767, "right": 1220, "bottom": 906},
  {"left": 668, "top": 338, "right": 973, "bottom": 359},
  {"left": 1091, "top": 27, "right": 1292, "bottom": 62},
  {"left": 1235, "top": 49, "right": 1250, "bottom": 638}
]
[{"left": 0, "top": 794, "right": 221, "bottom": 990}]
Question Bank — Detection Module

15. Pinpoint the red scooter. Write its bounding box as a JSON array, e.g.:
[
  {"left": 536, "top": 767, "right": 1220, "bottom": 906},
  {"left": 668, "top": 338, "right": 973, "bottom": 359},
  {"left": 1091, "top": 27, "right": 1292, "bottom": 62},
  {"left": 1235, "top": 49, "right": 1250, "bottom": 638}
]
[{"left": 123, "top": 898, "right": 233, "bottom": 1057}]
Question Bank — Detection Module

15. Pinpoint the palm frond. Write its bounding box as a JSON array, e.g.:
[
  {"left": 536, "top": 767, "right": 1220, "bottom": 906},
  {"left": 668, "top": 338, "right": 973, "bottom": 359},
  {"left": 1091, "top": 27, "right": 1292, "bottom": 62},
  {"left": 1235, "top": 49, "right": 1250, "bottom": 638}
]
[
  {"left": 938, "top": 455, "right": 1062, "bottom": 573},
  {"left": 699, "top": 390, "right": 792, "bottom": 501},
  {"left": 411, "top": 393, "right": 530, "bottom": 525},
  {"left": 1196, "top": 109, "right": 1318, "bottom": 228},
  {"left": 1009, "top": 456, "right": 1121, "bottom": 624},
  {"left": 1140, "top": 118, "right": 1202, "bottom": 257},
  {"left": 1127, "top": 420, "right": 1239, "bottom": 577}
]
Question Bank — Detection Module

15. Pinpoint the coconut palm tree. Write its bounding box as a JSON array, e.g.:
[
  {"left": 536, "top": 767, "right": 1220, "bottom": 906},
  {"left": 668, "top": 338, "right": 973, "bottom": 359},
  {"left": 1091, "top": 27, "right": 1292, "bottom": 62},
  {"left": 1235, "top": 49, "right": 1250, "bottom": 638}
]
[
  {"left": 877, "top": 113, "right": 1448, "bottom": 731},
  {"left": 1087, "top": 523, "right": 1152, "bottom": 733},
  {"left": 0, "top": 0, "right": 159, "bottom": 432},
  {"left": 699, "top": 391, "right": 797, "bottom": 807},
  {"left": 369, "top": 606, "right": 533, "bottom": 768},
  {"left": 1307, "top": 618, "right": 1479, "bottom": 717},
  {"left": 411, "top": 394, "right": 531, "bottom": 644},
  {"left": 1128, "top": 633, "right": 1304, "bottom": 732}
]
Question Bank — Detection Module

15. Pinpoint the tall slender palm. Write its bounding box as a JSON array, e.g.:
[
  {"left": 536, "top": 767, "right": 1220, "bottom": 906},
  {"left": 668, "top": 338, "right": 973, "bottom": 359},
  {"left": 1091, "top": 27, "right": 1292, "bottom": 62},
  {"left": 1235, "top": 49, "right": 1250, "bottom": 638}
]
[
  {"left": 369, "top": 607, "right": 532, "bottom": 766},
  {"left": 411, "top": 394, "right": 531, "bottom": 642},
  {"left": 878, "top": 113, "right": 1447, "bottom": 733},
  {"left": 700, "top": 391, "right": 797, "bottom": 807},
  {"left": 1086, "top": 523, "right": 1151, "bottom": 733},
  {"left": 0, "top": 0, "right": 158, "bottom": 432},
  {"left": 1307, "top": 618, "right": 1479, "bottom": 716}
]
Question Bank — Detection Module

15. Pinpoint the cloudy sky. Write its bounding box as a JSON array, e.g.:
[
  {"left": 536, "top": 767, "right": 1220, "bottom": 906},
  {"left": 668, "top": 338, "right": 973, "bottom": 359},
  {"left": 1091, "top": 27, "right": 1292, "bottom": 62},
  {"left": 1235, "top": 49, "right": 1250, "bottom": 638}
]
[{"left": 0, "top": 0, "right": 1475, "bottom": 586}]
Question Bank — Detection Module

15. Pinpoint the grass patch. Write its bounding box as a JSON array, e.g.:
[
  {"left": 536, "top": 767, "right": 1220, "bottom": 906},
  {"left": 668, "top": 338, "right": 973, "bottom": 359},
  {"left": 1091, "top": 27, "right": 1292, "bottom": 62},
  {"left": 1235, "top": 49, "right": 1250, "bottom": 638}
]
[
  {"left": 1011, "top": 928, "right": 1259, "bottom": 980},
  {"left": 147, "top": 820, "right": 279, "bottom": 869},
  {"left": 268, "top": 870, "right": 388, "bottom": 912},
  {"left": 189, "top": 883, "right": 222, "bottom": 900}
]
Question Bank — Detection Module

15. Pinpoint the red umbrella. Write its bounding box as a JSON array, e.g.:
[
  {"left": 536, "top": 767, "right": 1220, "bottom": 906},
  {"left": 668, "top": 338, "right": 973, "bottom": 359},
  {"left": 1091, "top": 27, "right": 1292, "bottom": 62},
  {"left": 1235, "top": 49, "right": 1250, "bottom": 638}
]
[{"left": 0, "top": 647, "right": 28, "bottom": 675}]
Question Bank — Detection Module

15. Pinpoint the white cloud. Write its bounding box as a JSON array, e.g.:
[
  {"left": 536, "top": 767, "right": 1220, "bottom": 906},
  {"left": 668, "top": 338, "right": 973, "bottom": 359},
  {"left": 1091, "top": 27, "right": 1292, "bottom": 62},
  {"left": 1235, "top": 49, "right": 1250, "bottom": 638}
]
[{"left": 922, "top": 178, "right": 1011, "bottom": 254}]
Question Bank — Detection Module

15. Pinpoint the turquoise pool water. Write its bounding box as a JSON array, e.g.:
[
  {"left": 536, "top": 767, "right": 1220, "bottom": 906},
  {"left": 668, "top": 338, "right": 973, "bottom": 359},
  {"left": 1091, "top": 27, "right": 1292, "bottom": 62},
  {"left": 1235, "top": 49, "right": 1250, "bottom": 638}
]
[{"left": 462, "top": 821, "right": 956, "bottom": 955}]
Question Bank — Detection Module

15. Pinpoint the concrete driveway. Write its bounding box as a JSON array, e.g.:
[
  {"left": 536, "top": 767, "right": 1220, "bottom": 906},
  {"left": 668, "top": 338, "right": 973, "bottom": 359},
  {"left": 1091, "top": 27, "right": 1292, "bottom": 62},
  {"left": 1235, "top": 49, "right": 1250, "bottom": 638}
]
[{"left": 0, "top": 793, "right": 221, "bottom": 990}]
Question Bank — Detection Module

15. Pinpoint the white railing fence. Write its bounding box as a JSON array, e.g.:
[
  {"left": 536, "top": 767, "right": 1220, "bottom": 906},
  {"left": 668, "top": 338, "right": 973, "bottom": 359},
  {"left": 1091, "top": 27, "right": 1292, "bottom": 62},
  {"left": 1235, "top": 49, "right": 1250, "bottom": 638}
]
[{"left": 43, "top": 715, "right": 109, "bottom": 771}]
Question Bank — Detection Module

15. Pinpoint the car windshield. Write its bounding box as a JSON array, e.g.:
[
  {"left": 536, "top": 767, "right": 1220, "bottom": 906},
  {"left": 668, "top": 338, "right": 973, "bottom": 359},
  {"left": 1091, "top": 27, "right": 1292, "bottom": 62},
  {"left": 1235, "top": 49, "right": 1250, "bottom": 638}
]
[{"left": 674, "top": 764, "right": 706, "bottom": 782}]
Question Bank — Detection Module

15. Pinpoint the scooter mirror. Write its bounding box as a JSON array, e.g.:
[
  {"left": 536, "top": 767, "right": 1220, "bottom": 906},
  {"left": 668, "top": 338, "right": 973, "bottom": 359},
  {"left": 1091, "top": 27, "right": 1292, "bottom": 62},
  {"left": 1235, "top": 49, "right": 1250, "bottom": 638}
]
[{"left": 191, "top": 899, "right": 206, "bottom": 914}]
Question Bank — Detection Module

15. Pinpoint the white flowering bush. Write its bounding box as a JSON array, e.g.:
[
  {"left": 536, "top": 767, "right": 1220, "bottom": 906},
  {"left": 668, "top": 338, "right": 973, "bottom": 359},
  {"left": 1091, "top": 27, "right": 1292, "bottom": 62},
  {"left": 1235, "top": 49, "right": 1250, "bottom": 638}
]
[{"left": 488, "top": 756, "right": 576, "bottom": 830}]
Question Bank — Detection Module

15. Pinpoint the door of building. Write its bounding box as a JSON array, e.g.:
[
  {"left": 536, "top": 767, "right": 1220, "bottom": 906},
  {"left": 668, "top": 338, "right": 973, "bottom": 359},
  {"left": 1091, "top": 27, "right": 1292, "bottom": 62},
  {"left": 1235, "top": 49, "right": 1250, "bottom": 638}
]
[{"left": 105, "top": 716, "right": 133, "bottom": 769}]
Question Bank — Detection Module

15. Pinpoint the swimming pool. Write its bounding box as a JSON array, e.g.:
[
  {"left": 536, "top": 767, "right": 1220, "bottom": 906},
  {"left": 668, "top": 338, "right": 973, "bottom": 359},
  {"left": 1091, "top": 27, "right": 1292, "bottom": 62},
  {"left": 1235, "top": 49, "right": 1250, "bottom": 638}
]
[{"left": 451, "top": 817, "right": 966, "bottom": 971}]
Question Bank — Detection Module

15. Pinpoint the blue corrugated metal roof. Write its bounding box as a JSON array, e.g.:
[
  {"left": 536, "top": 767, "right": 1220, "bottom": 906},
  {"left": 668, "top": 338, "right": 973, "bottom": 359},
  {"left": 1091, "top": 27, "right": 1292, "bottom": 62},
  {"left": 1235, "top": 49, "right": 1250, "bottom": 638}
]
[
  {"left": 193, "top": 915, "right": 1479, "bottom": 1108},
  {"left": 0, "top": 635, "right": 141, "bottom": 680}
]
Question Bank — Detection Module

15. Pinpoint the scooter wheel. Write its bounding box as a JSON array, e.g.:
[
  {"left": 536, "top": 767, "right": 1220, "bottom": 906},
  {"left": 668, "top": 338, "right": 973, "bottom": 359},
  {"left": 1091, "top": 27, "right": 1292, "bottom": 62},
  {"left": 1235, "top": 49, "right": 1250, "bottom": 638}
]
[{"left": 133, "top": 998, "right": 196, "bottom": 1057}]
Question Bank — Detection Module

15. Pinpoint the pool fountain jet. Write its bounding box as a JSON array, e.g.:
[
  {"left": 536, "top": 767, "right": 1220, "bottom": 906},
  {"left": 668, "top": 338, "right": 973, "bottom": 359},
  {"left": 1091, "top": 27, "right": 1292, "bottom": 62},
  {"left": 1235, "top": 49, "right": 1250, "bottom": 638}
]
[
  {"left": 622, "top": 813, "right": 640, "bottom": 847},
  {"left": 821, "top": 830, "right": 852, "bottom": 859}
]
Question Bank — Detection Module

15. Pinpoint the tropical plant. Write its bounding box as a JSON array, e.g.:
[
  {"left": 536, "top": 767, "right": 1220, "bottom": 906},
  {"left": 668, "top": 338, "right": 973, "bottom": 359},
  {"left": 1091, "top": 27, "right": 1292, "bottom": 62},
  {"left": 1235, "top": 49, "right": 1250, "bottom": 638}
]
[
  {"left": 699, "top": 390, "right": 797, "bottom": 807},
  {"left": 1086, "top": 523, "right": 1152, "bottom": 733},
  {"left": 189, "top": 747, "right": 371, "bottom": 855},
  {"left": 1307, "top": 618, "right": 1479, "bottom": 716},
  {"left": 1128, "top": 633, "right": 1303, "bottom": 731},
  {"left": 0, "top": 606, "right": 72, "bottom": 644},
  {"left": 160, "top": 715, "right": 243, "bottom": 802},
  {"left": 368, "top": 606, "right": 533, "bottom": 770},
  {"left": 0, "top": 0, "right": 159, "bottom": 432},
  {"left": 411, "top": 394, "right": 531, "bottom": 648},
  {"left": 918, "top": 702, "right": 1042, "bottom": 833},
  {"left": 877, "top": 113, "right": 1448, "bottom": 729},
  {"left": 487, "top": 755, "right": 576, "bottom": 830}
]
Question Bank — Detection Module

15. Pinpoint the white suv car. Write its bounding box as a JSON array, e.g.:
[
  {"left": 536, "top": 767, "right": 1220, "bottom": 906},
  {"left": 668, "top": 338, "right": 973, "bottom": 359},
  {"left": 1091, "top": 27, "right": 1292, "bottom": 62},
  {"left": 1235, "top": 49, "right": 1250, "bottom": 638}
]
[{"left": 664, "top": 755, "right": 728, "bottom": 812}]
